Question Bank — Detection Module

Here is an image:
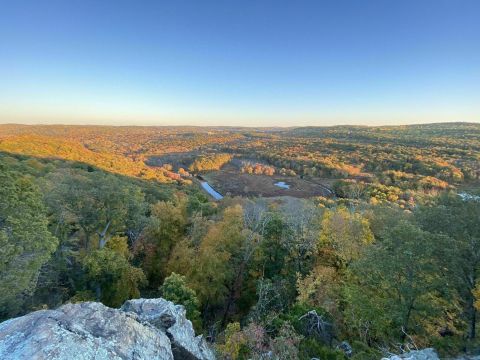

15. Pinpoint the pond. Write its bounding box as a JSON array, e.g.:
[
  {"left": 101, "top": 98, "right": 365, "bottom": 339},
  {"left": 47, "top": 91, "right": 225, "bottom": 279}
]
[{"left": 274, "top": 181, "right": 290, "bottom": 189}]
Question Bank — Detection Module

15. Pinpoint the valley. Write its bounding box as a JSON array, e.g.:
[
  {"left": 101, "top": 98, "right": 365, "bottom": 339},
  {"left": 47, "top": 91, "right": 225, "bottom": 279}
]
[{"left": 1, "top": 123, "right": 480, "bottom": 359}]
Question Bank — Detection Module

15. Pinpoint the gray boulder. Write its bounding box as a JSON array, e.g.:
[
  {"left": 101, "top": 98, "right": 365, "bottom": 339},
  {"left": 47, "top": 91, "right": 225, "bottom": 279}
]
[
  {"left": 337, "top": 340, "right": 353, "bottom": 357},
  {"left": 0, "top": 302, "right": 173, "bottom": 359},
  {"left": 382, "top": 348, "right": 440, "bottom": 360},
  {"left": 122, "top": 298, "right": 215, "bottom": 360},
  {"left": 0, "top": 298, "right": 215, "bottom": 360}
]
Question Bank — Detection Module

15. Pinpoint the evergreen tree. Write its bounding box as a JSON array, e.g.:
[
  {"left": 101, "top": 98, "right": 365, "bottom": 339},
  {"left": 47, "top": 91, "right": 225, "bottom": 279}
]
[
  {"left": 0, "top": 166, "right": 58, "bottom": 318},
  {"left": 345, "top": 221, "right": 446, "bottom": 345},
  {"left": 161, "top": 272, "right": 202, "bottom": 330}
]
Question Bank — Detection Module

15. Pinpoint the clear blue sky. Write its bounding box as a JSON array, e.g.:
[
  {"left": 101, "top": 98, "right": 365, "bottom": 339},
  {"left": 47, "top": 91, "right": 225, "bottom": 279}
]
[{"left": 0, "top": 0, "right": 479, "bottom": 126}]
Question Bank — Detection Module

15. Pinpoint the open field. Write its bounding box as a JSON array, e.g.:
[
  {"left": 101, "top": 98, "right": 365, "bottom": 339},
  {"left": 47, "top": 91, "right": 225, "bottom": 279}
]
[{"left": 202, "top": 164, "right": 334, "bottom": 198}]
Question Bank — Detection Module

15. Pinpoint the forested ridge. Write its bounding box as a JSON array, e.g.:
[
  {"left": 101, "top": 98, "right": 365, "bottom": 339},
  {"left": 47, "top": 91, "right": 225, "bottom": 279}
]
[{"left": 1, "top": 123, "right": 480, "bottom": 358}]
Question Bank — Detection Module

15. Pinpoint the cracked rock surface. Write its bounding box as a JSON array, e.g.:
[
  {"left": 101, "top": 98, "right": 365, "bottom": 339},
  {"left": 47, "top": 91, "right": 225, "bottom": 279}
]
[
  {"left": 382, "top": 348, "right": 440, "bottom": 360},
  {"left": 0, "top": 299, "right": 215, "bottom": 360},
  {"left": 122, "top": 298, "right": 215, "bottom": 360}
]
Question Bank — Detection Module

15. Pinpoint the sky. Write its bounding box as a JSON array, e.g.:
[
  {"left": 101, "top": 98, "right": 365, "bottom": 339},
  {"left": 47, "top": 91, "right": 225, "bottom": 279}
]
[{"left": 0, "top": 0, "right": 479, "bottom": 127}]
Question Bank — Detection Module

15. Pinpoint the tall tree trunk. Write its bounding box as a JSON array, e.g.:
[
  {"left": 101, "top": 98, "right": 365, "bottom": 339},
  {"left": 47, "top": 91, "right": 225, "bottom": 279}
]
[
  {"left": 469, "top": 295, "right": 476, "bottom": 339},
  {"left": 401, "top": 300, "right": 415, "bottom": 342},
  {"left": 95, "top": 283, "right": 102, "bottom": 302},
  {"left": 467, "top": 267, "right": 477, "bottom": 340},
  {"left": 98, "top": 221, "right": 111, "bottom": 249},
  {"left": 221, "top": 261, "right": 247, "bottom": 327}
]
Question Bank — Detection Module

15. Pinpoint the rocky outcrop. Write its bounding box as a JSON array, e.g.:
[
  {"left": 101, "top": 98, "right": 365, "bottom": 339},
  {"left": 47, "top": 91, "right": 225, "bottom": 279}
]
[
  {"left": 382, "top": 348, "right": 440, "bottom": 360},
  {"left": 121, "top": 298, "right": 214, "bottom": 360},
  {"left": 0, "top": 298, "right": 215, "bottom": 360}
]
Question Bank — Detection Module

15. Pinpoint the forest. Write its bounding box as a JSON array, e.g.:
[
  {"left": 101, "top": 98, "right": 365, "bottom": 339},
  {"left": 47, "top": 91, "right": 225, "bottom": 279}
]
[{"left": 1, "top": 123, "right": 480, "bottom": 359}]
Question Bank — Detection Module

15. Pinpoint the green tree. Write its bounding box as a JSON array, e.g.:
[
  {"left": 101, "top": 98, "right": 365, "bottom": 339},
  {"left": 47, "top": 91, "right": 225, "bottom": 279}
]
[
  {"left": 167, "top": 204, "right": 264, "bottom": 325},
  {"left": 319, "top": 206, "right": 374, "bottom": 268},
  {"left": 297, "top": 207, "right": 373, "bottom": 316},
  {"left": 139, "top": 196, "right": 188, "bottom": 286},
  {"left": 194, "top": 205, "right": 245, "bottom": 314},
  {"left": 43, "top": 169, "right": 147, "bottom": 250},
  {"left": 0, "top": 167, "right": 58, "bottom": 317},
  {"left": 269, "top": 323, "right": 303, "bottom": 360},
  {"left": 217, "top": 322, "right": 248, "bottom": 360},
  {"left": 161, "top": 272, "right": 202, "bottom": 330},
  {"left": 417, "top": 193, "right": 480, "bottom": 340},
  {"left": 82, "top": 236, "right": 146, "bottom": 307},
  {"left": 345, "top": 221, "right": 446, "bottom": 345},
  {"left": 256, "top": 212, "right": 290, "bottom": 280}
]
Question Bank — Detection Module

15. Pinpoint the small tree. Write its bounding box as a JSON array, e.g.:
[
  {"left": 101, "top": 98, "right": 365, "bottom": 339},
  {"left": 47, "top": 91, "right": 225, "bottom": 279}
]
[
  {"left": 82, "top": 245, "right": 146, "bottom": 307},
  {"left": 217, "top": 322, "right": 247, "bottom": 360},
  {"left": 161, "top": 272, "right": 202, "bottom": 331},
  {"left": 269, "top": 323, "right": 303, "bottom": 360}
]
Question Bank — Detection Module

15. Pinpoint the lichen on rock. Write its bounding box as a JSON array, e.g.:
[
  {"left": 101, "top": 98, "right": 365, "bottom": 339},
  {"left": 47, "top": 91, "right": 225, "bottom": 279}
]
[
  {"left": 382, "top": 348, "right": 440, "bottom": 360},
  {"left": 0, "top": 298, "right": 215, "bottom": 360}
]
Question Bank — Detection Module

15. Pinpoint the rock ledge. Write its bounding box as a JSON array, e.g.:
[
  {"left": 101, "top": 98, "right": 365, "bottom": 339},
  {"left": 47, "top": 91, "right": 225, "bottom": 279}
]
[
  {"left": 382, "top": 348, "right": 439, "bottom": 360},
  {"left": 0, "top": 298, "right": 215, "bottom": 360}
]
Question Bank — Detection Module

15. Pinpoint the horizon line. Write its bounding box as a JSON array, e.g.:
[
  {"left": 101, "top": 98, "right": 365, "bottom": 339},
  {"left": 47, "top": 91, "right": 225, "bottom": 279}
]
[{"left": 1, "top": 120, "right": 479, "bottom": 129}]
